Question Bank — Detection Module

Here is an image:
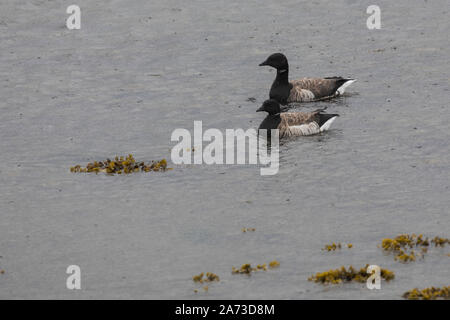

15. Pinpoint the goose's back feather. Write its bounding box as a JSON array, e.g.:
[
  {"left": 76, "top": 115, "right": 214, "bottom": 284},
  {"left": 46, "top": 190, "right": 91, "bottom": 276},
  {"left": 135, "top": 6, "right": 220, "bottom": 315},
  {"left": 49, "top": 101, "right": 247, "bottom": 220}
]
[
  {"left": 283, "top": 122, "right": 320, "bottom": 137},
  {"left": 279, "top": 111, "right": 323, "bottom": 137},
  {"left": 280, "top": 111, "right": 318, "bottom": 126},
  {"left": 258, "top": 107, "right": 338, "bottom": 139},
  {"left": 288, "top": 77, "right": 355, "bottom": 102}
]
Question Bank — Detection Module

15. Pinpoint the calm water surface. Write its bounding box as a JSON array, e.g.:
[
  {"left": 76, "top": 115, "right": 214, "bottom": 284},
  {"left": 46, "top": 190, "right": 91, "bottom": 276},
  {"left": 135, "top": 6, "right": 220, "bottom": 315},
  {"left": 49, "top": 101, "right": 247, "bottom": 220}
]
[{"left": 0, "top": 0, "right": 449, "bottom": 299}]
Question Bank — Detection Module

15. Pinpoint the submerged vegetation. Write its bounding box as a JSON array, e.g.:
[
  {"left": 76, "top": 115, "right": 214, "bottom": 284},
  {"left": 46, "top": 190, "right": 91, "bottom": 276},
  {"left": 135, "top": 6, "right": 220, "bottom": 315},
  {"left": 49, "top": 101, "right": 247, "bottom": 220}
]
[
  {"left": 70, "top": 154, "right": 171, "bottom": 174},
  {"left": 403, "top": 286, "right": 450, "bottom": 300},
  {"left": 308, "top": 265, "right": 395, "bottom": 284},
  {"left": 381, "top": 234, "right": 449, "bottom": 263}
]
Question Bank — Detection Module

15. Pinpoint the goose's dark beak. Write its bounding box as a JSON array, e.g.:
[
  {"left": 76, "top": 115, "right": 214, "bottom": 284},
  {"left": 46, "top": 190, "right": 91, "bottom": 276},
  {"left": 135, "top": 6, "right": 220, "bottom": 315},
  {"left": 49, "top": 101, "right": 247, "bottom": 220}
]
[
  {"left": 256, "top": 106, "right": 265, "bottom": 112},
  {"left": 259, "top": 60, "right": 268, "bottom": 66}
]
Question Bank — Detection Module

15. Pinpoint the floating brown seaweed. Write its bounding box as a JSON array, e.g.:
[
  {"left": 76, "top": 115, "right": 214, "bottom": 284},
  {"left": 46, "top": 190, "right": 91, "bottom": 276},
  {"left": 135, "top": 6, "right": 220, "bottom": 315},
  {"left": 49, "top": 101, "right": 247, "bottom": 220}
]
[
  {"left": 403, "top": 286, "right": 450, "bottom": 300},
  {"left": 232, "top": 263, "right": 253, "bottom": 274},
  {"left": 192, "top": 272, "right": 220, "bottom": 283},
  {"left": 322, "top": 242, "right": 341, "bottom": 251},
  {"left": 269, "top": 260, "right": 280, "bottom": 268},
  {"left": 192, "top": 272, "right": 219, "bottom": 293},
  {"left": 395, "top": 250, "right": 416, "bottom": 263},
  {"left": 381, "top": 234, "right": 449, "bottom": 263},
  {"left": 232, "top": 260, "right": 279, "bottom": 275},
  {"left": 431, "top": 236, "right": 450, "bottom": 247},
  {"left": 322, "top": 242, "right": 353, "bottom": 251},
  {"left": 70, "top": 154, "right": 171, "bottom": 175},
  {"left": 308, "top": 265, "right": 394, "bottom": 284}
]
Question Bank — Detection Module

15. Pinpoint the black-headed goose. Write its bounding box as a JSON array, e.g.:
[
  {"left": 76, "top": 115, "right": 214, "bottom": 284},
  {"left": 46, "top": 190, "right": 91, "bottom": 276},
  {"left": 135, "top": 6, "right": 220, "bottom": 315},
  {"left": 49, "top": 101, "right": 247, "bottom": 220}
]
[
  {"left": 259, "top": 53, "right": 356, "bottom": 104},
  {"left": 257, "top": 99, "right": 339, "bottom": 138}
]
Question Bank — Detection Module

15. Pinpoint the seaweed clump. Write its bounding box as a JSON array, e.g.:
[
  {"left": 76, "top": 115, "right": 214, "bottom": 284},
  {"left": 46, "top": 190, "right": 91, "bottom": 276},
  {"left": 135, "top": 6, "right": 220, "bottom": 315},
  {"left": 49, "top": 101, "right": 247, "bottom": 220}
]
[
  {"left": 269, "top": 260, "right": 280, "bottom": 268},
  {"left": 431, "top": 236, "right": 450, "bottom": 247},
  {"left": 192, "top": 272, "right": 219, "bottom": 294},
  {"left": 241, "top": 228, "right": 256, "bottom": 233},
  {"left": 403, "top": 286, "right": 450, "bottom": 300},
  {"left": 322, "top": 242, "right": 353, "bottom": 251},
  {"left": 192, "top": 272, "right": 220, "bottom": 283},
  {"left": 70, "top": 154, "right": 171, "bottom": 175},
  {"left": 381, "top": 234, "right": 449, "bottom": 263},
  {"left": 308, "top": 265, "right": 395, "bottom": 284},
  {"left": 232, "top": 260, "right": 280, "bottom": 275},
  {"left": 322, "top": 242, "right": 341, "bottom": 251}
]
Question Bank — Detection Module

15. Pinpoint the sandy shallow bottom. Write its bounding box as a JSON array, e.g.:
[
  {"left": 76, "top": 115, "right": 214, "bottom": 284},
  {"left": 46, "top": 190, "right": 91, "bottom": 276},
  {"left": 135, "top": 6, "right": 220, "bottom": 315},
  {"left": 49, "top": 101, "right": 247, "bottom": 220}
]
[{"left": 0, "top": 0, "right": 449, "bottom": 299}]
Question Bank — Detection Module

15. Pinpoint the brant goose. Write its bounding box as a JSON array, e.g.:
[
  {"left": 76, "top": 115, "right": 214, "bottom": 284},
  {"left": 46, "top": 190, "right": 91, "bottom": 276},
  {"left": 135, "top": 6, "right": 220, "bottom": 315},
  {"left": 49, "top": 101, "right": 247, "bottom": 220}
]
[
  {"left": 257, "top": 99, "right": 339, "bottom": 138},
  {"left": 259, "top": 53, "right": 356, "bottom": 104}
]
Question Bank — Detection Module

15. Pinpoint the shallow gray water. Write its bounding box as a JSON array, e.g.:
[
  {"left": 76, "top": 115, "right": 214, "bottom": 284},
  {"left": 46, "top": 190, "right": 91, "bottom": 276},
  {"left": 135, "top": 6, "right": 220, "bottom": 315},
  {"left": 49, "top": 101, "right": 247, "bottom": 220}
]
[{"left": 0, "top": 0, "right": 449, "bottom": 299}]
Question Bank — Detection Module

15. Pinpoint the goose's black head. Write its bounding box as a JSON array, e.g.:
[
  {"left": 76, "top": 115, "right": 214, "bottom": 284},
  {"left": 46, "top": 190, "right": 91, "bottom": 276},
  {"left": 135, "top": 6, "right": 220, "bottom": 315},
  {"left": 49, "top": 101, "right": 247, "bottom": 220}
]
[
  {"left": 256, "top": 99, "right": 281, "bottom": 115},
  {"left": 259, "top": 53, "right": 289, "bottom": 70}
]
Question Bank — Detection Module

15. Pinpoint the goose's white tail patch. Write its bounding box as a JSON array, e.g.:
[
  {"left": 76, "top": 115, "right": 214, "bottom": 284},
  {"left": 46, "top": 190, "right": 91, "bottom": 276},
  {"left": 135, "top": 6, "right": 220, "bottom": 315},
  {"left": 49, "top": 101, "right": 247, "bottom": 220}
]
[
  {"left": 337, "top": 79, "right": 356, "bottom": 95},
  {"left": 320, "top": 116, "right": 338, "bottom": 132}
]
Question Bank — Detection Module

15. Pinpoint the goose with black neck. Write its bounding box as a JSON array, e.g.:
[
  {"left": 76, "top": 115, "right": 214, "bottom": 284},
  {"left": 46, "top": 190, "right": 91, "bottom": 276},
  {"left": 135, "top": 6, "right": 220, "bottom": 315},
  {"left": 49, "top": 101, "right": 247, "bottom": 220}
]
[{"left": 259, "top": 53, "right": 356, "bottom": 104}]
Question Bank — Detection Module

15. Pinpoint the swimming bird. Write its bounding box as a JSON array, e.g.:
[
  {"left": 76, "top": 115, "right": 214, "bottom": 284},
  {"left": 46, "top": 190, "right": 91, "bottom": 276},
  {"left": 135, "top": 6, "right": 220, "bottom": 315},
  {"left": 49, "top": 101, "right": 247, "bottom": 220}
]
[
  {"left": 259, "top": 53, "right": 356, "bottom": 104},
  {"left": 257, "top": 99, "right": 339, "bottom": 138}
]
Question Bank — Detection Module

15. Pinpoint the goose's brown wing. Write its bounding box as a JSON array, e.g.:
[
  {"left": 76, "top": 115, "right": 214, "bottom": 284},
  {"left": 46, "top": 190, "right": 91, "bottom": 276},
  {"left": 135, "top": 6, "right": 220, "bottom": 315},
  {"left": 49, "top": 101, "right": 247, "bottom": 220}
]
[
  {"left": 280, "top": 111, "right": 321, "bottom": 126},
  {"left": 289, "top": 77, "right": 346, "bottom": 100},
  {"left": 279, "top": 111, "right": 322, "bottom": 137}
]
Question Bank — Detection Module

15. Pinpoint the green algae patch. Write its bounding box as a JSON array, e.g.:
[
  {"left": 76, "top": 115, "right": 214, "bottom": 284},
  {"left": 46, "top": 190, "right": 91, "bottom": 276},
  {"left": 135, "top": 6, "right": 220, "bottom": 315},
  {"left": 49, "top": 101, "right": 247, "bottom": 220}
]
[
  {"left": 381, "top": 234, "right": 449, "bottom": 263},
  {"left": 403, "top": 286, "right": 450, "bottom": 300},
  {"left": 70, "top": 154, "right": 171, "bottom": 175},
  {"left": 308, "top": 265, "right": 394, "bottom": 284}
]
